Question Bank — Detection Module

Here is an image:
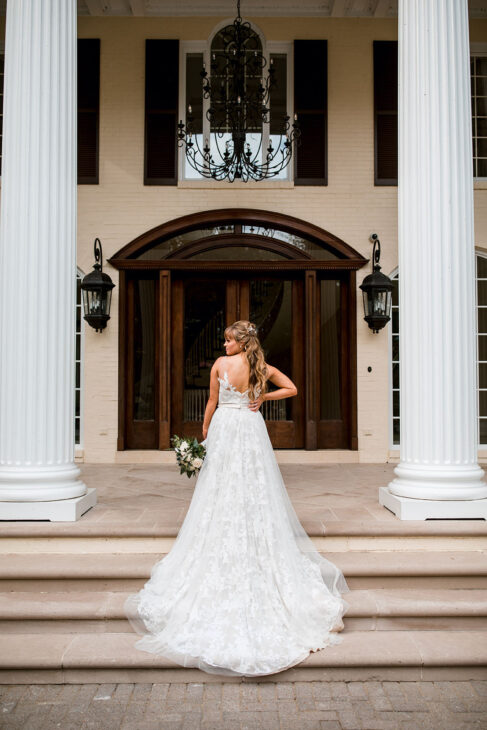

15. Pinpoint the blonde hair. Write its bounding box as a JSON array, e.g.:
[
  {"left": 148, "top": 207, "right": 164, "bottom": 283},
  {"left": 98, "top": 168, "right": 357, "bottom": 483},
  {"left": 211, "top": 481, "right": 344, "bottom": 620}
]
[{"left": 224, "top": 320, "right": 268, "bottom": 401}]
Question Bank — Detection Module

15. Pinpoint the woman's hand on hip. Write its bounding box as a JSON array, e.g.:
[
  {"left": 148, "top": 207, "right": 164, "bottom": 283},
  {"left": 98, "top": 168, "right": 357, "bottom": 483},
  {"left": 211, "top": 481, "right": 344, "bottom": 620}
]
[{"left": 249, "top": 396, "right": 264, "bottom": 412}]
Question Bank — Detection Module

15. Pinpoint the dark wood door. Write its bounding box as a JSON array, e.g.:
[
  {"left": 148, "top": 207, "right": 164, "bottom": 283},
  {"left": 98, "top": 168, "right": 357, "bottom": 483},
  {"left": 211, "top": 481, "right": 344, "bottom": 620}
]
[
  {"left": 170, "top": 274, "right": 305, "bottom": 448},
  {"left": 239, "top": 277, "right": 305, "bottom": 448},
  {"left": 122, "top": 270, "right": 354, "bottom": 452},
  {"left": 316, "top": 274, "right": 354, "bottom": 449}
]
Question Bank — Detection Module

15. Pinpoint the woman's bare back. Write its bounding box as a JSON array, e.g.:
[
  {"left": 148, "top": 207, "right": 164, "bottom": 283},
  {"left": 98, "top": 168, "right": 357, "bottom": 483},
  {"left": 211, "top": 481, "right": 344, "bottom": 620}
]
[{"left": 217, "top": 354, "right": 252, "bottom": 394}]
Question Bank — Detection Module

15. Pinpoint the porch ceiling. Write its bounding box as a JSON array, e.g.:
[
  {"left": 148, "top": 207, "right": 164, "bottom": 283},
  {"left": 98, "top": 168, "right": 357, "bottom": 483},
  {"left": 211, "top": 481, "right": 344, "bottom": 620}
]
[
  {"left": 74, "top": 0, "right": 487, "bottom": 18},
  {"left": 0, "top": 0, "right": 483, "bottom": 19}
]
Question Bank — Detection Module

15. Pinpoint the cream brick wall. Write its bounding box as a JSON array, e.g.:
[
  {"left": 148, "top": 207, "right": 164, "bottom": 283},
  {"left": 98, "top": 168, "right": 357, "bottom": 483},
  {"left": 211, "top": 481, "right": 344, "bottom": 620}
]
[{"left": 5, "top": 16, "right": 487, "bottom": 463}]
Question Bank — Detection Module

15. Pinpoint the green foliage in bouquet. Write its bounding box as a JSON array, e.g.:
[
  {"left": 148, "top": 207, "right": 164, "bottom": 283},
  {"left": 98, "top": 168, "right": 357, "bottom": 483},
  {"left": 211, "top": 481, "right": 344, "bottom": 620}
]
[{"left": 171, "top": 435, "right": 207, "bottom": 478}]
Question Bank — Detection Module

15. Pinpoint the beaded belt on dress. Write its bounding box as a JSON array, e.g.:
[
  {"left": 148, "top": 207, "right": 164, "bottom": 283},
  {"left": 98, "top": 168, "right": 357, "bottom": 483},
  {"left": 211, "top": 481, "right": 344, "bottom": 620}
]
[{"left": 218, "top": 402, "right": 249, "bottom": 409}]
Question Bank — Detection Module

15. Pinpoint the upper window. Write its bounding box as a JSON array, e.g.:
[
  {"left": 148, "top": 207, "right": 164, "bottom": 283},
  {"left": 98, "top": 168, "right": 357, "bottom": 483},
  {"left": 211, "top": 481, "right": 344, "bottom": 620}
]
[
  {"left": 471, "top": 53, "right": 487, "bottom": 179},
  {"left": 180, "top": 25, "right": 293, "bottom": 182},
  {"left": 374, "top": 43, "right": 486, "bottom": 185}
]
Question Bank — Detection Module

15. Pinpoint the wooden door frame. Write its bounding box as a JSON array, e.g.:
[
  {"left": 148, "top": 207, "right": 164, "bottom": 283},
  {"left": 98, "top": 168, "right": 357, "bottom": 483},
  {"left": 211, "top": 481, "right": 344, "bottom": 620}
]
[{"left": 112, "top": 209, "right": 367, "bottom": 451}]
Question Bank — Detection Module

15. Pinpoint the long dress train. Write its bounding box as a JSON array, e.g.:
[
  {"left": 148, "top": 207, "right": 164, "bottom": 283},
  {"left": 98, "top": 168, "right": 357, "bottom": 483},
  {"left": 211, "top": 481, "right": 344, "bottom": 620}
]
[{"left": 124, "top": 371, "right": 349, "bottom": 677}]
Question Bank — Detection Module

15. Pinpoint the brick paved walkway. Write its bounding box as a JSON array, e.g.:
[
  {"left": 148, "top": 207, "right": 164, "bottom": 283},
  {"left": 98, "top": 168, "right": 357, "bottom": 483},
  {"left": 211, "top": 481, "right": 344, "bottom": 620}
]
[{"left": 0, "top": 681, "right": 486, "bottom": 730}]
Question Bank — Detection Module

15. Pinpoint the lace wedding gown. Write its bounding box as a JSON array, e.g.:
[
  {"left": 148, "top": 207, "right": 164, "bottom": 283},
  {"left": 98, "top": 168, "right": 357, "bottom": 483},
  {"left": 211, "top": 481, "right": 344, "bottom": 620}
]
[{"left": 124, "top": 371, "right": 349, "bottom": 677}]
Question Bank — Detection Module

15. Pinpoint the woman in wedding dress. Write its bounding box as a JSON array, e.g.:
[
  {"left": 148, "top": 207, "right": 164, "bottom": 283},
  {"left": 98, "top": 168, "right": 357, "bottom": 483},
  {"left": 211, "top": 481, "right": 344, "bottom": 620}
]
[{"left": 125, "top": 320, "right": 349, "bottom": 677}]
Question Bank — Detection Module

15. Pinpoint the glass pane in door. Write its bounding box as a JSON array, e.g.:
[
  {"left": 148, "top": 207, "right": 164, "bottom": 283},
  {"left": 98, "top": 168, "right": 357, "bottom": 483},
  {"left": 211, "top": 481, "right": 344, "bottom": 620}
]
[
  {"left": 250, "top": 279, "right": 292, "bottom": 420},
  {"left": 184, "top": 280, "right": 225, "bottom": 421},
  {"left": 320, "top": 279, "right": 341, "bottom": 420},
  {"left": 133, "top": 279, "right": 156, "bottom": 420}
]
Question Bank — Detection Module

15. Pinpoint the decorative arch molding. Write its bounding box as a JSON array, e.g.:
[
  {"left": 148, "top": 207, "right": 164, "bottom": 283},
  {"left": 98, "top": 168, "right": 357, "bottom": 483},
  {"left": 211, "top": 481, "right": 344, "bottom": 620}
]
[{"left": 108, "top": 208, "right": 368, "bottom": 269}]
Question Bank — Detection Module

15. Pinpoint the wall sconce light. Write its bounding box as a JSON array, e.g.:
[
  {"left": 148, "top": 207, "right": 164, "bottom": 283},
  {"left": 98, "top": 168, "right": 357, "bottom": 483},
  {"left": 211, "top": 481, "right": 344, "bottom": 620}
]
[
  {"left": 359, "top": 233, "right": 393, "bottom": 333},
  {"left": 80, "top": 238, "right": 115, "bottom": 333}
]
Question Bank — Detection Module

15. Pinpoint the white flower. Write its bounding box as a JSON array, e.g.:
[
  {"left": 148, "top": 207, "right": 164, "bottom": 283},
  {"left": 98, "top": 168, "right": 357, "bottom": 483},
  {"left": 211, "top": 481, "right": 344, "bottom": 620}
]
[
  {"left": 179, "top": 441, "right": 189, "bottom": 452},
  {"left": 192, "top": 457, "right": 203, "bottom": 469}
]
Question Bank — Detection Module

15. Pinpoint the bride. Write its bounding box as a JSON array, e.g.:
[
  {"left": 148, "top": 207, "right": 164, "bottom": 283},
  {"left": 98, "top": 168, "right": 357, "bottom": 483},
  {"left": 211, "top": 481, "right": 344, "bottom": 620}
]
[{"left": 125, "top": 320, "right": 349, "bottom": 677}]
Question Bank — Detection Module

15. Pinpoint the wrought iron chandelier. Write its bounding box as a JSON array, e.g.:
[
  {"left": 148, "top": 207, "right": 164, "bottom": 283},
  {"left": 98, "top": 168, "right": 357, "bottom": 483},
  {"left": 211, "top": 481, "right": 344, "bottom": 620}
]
[{"left": 177, "top": 0, "right": 300, "bottom": 182}]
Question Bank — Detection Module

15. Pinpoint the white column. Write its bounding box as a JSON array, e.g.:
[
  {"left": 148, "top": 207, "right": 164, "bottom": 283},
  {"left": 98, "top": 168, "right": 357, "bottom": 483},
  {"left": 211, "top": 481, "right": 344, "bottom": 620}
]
[
  {"left": 379, "top": 0, "right": 487, "bottom": 520},
  {"left": 0, "top": 0, "right": 96, "bottom": 521}
]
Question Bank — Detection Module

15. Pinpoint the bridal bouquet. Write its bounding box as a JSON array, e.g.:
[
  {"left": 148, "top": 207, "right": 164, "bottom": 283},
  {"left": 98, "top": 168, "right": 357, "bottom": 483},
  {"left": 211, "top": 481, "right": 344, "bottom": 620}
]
[{"left": 171, "top": 435, "right": 207, "bottom": 478}]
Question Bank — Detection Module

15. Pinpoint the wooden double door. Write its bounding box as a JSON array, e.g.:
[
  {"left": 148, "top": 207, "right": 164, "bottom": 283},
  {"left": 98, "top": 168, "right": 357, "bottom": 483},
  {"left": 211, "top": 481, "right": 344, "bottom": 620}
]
[{"left": 122, "top": 270, "right": 355, "bottom": 451}]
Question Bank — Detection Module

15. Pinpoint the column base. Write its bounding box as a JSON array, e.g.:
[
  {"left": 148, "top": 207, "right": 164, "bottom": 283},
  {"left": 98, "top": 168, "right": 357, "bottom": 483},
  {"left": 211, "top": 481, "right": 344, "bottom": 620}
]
[
  {"left": 379, "top": 487, "right": 487, "bottom": 520},
  {"left": 0, "top": 488, "right": 97, "bottom": 522}
]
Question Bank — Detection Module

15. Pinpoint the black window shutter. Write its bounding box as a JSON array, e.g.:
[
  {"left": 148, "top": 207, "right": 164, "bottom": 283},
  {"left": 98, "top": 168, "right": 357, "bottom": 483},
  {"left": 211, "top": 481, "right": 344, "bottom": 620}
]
[
  {"left": 374, "top": 40, "right": 398, "bottom": 185},
  {"left": 78, "top": 39, "right": 100, "bottom": 185},
  {"left": 294, "top": 40, "right": 327, "bottom": 185},
  {"left": 145, "top": 40, "right": 179, "bottom": 185}
]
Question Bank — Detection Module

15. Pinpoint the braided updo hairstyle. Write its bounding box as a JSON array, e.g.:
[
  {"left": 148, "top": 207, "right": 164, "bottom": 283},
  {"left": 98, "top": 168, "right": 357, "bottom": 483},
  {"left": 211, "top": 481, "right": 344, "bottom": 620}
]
[{"left": 224, "top": 320, "right": 268, "bottom": 401}]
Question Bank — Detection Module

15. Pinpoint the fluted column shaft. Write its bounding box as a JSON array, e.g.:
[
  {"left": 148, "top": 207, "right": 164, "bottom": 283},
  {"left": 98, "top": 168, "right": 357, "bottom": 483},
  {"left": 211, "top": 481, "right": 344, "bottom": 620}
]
[
  {"left": 0, "top": 0, "right": 86, "bottom": 501},
  {"left": 384, "top": 0, "right": 487, "bottom": 513}
]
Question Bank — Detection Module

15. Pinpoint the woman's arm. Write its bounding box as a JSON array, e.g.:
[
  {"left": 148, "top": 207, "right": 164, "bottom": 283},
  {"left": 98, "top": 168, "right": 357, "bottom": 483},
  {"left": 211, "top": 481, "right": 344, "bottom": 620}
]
[
  {"left": 202, "top": 359, "right": 221, "bottom": 439},
  {"left": 248, "top": 365, "right": 298, "bottom": 412}
]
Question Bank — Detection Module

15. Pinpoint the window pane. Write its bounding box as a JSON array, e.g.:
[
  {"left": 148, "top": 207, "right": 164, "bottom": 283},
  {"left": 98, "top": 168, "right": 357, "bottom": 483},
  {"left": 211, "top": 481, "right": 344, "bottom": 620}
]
[
  {"left": 480, "top": 418, "right": 487, "bottom": 444},
  {"left": 479, "top": 335, "right": 487, "bottom": 361},
  {"left": 392, "top": 277, "right": 399, "bottom": 306},
  {"left": 270, "top": 53, "right": 287, "bottom": 136},
  {"left": 479, "top": 363, "right": 487, "bottom": 388},
  {"left": 133, "top": 279, "right": 155, "bottom": 421},
  {"left": 269, "top": 54, "right": 289, "bottom": 180},
  {"left": 480, "top": 391, "right": 487, "bottom": 418},
  {"left": 393, "top": 389, "right": 399, "bottom": 417},
  {"left": 477, "top": 98, "right": 487, "bottom": 116},
  {"left": 250, "top": 280, "right": 293, "bottom": 421},
  {"left": 320, "top": 280, "right": 341, "bottom": 420},
  {"left": 184, "top": 53, "right": 204, "bottom": 180},
  {"left": 393, "top": 418, "right": 400, "bottom": 445},
  {"left": 478, "top": 117, "right": 487, "bottom": 136},
  {"left": 184, "top": 280, "right": 225, "bottom": 422},
  {"left": 392, "top": 308, "right": 399, "bottom": 334},
  {"left": 478, "top": 307, "right": 487, "bottom": 334},
  {"left": 393, "top": 362, "right": 399, "bottom": 389},
  {"left": 476, "top": 58, "right": 487, "bottom": 76},
  {"left": 392, "top": 334, "right": 399, "bottom": 360},
  {"left": 478, "top": 279, "right": 487, "bottom": 306},
  {"left": 186, "top": 53, "right": 203, "bottom": 135},
  {"left": 478, "top": 257, "right": 487, "bottom": 278},
  {"left": 191, "top": 245, "right": 287, "bottom": 261},
  {"left": 478, "top": 159, "right": 487, "bottom": 177},
  {"left": 478, "top": 139, "right": 487, "bottom": 157},
  {"left": 476, "top": 77, "right": 487, "bottom": 96}
]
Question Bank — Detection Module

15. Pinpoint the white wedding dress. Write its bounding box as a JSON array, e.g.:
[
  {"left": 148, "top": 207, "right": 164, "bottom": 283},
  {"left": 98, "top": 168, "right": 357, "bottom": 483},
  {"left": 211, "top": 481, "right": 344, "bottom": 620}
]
[{"left": 124, "top": 371, "right": 349, "bottom": 677}]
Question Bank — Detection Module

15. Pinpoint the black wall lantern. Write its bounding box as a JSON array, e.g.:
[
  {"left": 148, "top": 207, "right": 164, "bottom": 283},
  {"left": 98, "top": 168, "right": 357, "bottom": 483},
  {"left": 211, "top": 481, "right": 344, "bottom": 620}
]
[
  {"left": 360, "top": 233, "right": 393, "bottom": 334},
  {"left": 80, "top": 238, "right": 115, "bottom": 333}
]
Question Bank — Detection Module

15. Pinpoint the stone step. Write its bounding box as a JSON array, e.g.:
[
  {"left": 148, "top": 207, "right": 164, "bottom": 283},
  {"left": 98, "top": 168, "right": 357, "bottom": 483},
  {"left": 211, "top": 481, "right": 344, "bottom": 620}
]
[
  {"left": 1, "top": 552, "right": 486, "bottom": 591},
  {"left": 0, "top": 589, "right": 486, "bottom": 634},
  {"left": 0, "top": 630, "right": 485, "bottom": 683}
]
